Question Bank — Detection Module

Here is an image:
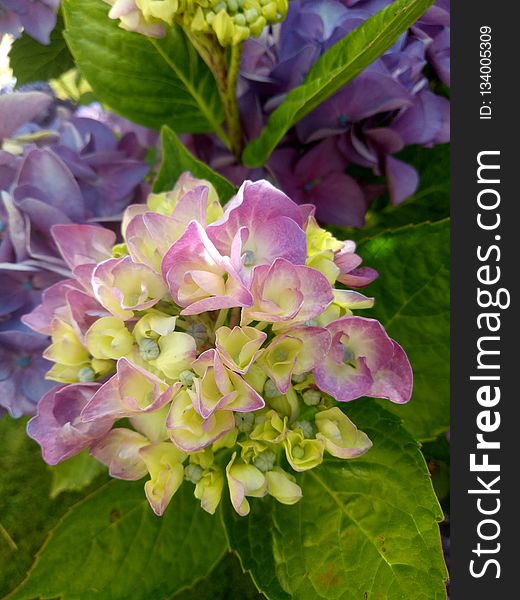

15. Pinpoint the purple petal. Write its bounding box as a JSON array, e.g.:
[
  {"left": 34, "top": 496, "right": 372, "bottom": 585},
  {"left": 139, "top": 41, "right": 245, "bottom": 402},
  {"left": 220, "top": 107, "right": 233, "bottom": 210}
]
[
  {"left": 52, "top": 224, "right": 116, "bottom": 270},
  {"left": 386, "top": 156, "right": 419, "bottom": 205},
  {"left": 368, "top": 341, "right": 413, "bottom": 404},
  {"left": 27, "top": 383, "right": 113, "bottom": 465},
  {"left": 0, "top": 92, "right": 53, "bottom": 140},
  {"left": 16, "top": 149, "right": 85, "bottom": 221}
]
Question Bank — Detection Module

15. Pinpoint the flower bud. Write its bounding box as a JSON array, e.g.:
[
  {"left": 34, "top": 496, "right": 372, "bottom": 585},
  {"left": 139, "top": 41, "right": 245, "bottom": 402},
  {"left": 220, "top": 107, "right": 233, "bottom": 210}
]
[
  {"left": 253, "top": 449, "right": 276, "bottom": 472},
  {"left": 302, "top": 389, "right": 321, "bottom": 406}
]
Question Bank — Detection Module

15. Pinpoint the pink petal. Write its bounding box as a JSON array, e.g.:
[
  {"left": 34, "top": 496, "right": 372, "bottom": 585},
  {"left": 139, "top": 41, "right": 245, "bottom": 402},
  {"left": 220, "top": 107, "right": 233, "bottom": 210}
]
[
  {"left": 52, "top": 224, "right": 116, "bottom": 270},
  {"left": 368, "top": 341, "right": 413, "bottom": 404}
]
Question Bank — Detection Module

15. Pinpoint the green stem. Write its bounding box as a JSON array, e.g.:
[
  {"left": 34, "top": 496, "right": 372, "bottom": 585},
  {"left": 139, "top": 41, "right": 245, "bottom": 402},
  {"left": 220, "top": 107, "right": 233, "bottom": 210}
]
[
  {"left": 223, "top": 42, "right": 244, "bottom": 159},
  {"left": 183, "top": 29, "right": 244, "bottom": 159}
]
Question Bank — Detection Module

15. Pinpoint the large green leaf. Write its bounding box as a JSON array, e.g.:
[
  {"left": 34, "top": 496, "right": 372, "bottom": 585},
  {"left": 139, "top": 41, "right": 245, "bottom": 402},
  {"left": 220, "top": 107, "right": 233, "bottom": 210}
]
[
  {"left": 49, "top": 450, "right": 106, "bottom": 498},
  {"left": 10, "top": 16, "right": 74, "bottom": 87},
  {"left": 153, "top": 126, "right": 237, "bottom": 202},
  {"left": 242, "top": 0, "right": 434, "bottom": 167},
  {"left": 0, "top": 418, "right": 104, "bottom": 597},
  {"left": 223, "top": 402, "right": 448, "bottom": 599},
  {"left": 358, "top": 220, "right": 450, "bottom": 441},
  {"left": 9, "top": 481, "right": 228, "bottom": 600},
  {"left": 62, "top": 0, "right": 225, "bottom": 137}
]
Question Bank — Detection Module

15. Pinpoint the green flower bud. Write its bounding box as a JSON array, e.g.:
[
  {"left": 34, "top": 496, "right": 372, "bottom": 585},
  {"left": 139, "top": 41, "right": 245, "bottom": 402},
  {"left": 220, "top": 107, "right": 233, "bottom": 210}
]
[
  {"left": 253, "top": 449, "right": 277, "bottom": 472},
  {"left": 291, "top": 372, "right": 308, "bottom": 384},
  {"left": 139, "top": 338, "right": 160, "bottom": 361},
  {"left": 248, "top": 15, "right": 266, "bottom": 36},
  {"left": 235, "top": 411, "right": 255, "bottom": 433},
  {"left": 264, "top": 379, "right": 281, "bottom": 399},
  {"left": 184, "top": 463, "right": 204, "bottom": 484},
  {"left": 302, "top": 389, "right": 321, "bottom": 406},
  {"left": 227, "top": 0, "right": 238, "bottom": 12},
  {"left": 179, "top": 369, "right": 194, "bottom": 387},
  {"left": 261, "top": 1, "right": 278, "bottom": 21},
  {"left": 78, "top": 366, "right": 96, "bottom": 383},
  {"left": 293, "top": 420, "right": 314, "bottom": 439},
  {"left": 244, "top": 7, "right": 258, "bottom": 22}
]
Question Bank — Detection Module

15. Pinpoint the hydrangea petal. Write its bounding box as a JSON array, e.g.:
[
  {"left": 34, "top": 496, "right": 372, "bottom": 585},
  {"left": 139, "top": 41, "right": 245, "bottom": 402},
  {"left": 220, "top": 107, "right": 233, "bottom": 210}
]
[
  {"left": 27, "top": 383, "right": 112, "bottom": 465},
  {"left": 52, "top": 224, "right": 116, "bottom": 270},
  {"left": 315, "top": 407, "right": 372, "bottom": 458},
  {"left": 162, "top": 220, "right": 252, "bottom": 315},
  {"left": 81, "top": 358, "right": 178, "bottom": 422},
  {"left": 140, "top": 442, "right": 185, "bottom": 516},
  {"left": 92, "top": 256, "right": 167, "bottom": 320},
  {"left": 90, "top": 428, "right": 150, "bottom": 480}
]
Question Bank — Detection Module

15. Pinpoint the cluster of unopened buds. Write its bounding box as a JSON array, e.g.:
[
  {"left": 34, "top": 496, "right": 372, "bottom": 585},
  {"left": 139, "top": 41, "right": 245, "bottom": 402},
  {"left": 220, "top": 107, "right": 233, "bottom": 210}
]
[
  {"left": 25, "top": 174, "right": 412, "bottom": 517},
  {"left": 104, "top": 0, "right": 288, "bottom": 45}
]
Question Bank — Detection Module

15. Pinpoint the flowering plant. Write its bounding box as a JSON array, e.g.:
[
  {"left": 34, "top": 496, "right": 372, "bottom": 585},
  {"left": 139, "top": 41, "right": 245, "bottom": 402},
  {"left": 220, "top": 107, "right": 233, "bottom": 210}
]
[
  {"left": 24, "top": 173, "right": 412, "bottom": 517},
  {"left": 1, "top": 0, "right": 450, "bottom": 597}
]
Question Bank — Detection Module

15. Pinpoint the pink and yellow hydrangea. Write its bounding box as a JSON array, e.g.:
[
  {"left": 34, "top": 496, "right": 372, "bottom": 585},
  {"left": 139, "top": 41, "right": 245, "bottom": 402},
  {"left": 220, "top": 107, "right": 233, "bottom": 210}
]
[{"left": 25, "top": 173, "right": 412, "bottom": 517}]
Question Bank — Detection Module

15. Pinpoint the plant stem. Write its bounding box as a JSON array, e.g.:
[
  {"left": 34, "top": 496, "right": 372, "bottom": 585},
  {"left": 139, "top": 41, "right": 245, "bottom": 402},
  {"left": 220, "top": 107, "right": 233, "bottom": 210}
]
[
  {"left": 183, "top": 29, "right": 244, "bottom": 158},
  {"left": 223, "top": 42, "right": 244, "bottom": 159}
]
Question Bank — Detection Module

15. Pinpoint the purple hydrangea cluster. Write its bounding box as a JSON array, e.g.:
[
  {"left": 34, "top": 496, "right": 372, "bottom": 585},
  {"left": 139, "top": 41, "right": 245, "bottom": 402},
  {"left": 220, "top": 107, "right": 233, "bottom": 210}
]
[
  {"left": 0, "top": 89, "right": 154, "bottom": 416},
  {"left": 24, "top": 173, "right": 412, "bottom": 516},
  {"left": 187, "top": 0, "right": 450, "bottom": 227},
  {"left": 0, "top": 0, "right": 60, "bottom": 44}
]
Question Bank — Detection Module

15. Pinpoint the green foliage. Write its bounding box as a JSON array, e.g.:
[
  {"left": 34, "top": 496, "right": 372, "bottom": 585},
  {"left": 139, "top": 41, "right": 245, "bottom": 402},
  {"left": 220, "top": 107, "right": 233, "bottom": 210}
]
[
  {"left": 9, "top": 481, "right": 228, "bottom": 600},
  {"left": 223, "top": 402, "right": 448, "bottom": 599},
  {"left": 356, "top": 144, "right": 451, "bottom": 240},
  {"left": 421, "top": 434, "right": 451, "bottom": 507},
  {"left": 0, "top": 418, "right": 102, "bottom": 597},
  {"left": 242, "top": 0, "right": 435, "bottom": 167},
  {"left": 358, "top": 220, "right": 450, "bottom": 441},
  {"left": 153, "top": 126, "right": 236, "bottom": 201},
  {"left": 173, "top": 553, "right": 264, "bottom": 599},
  {"left": 10, "top": 16, "right": 74, "bottom": 87},
  {"left": 49, "top": 450, "right": 107, "bottom": 498},
  {"left": 62, "top": 0, "right": 224, "bottom": 136}
]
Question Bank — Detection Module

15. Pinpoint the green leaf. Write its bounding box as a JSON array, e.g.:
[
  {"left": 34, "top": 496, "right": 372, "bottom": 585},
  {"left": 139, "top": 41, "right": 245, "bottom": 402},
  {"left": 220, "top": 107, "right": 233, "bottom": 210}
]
[
  {"left": 62, "top": 0, "right": 225, "bottom": 138},
  {"left": 0, "top": 418, "right": 102, "bottom": 597},
  {"left": 153, "top": 126, "right": 237, "bottom": 202},
  {"left": 352, "top": 144, "right": 451, "bottom": 241},
  {"left": 49, "top": 450, "right": 106, "bottom": 499},
  {"left": 10, "top": 16, "right": 74, "bottom": 86},
  {"left": 9, "top": 481, "right": 228, "bottom": 600},
  {"left": 173, "top": 553, "right": 264, "bottom": 600},
  {"left": 242, "top": 0, "right": 435, "bottom": 167},
  {"left": 358, "top": 220, "right": 450, "bottom": 441},
  {"left": 223, "top": 401, "right": 448, "bottom": 599}
]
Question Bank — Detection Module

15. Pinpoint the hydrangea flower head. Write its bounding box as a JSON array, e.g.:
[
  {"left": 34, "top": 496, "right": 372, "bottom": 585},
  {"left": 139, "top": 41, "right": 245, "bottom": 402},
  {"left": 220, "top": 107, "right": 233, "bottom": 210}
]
[
  {"left": 103, "top": 0, "right": 288, "bottom": 45},
  {"left": 0, "top": 90, "right": 153, "bottom": 416},
  {"left": 25, "top": 173, "right": 412, "bottom": 516}
]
